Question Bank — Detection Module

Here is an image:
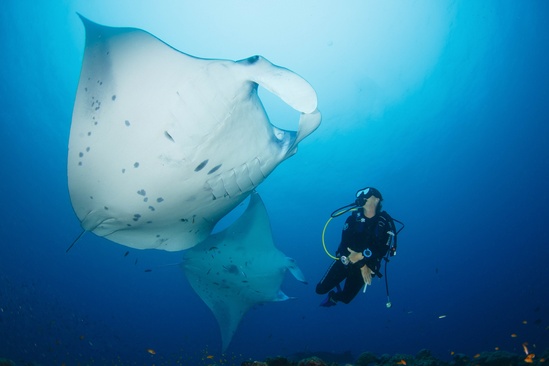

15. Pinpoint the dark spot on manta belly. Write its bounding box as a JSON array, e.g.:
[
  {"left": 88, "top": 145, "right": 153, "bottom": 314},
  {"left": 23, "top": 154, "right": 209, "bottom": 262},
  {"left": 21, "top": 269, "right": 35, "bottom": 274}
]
[
  {"left": 164, "top": 131, "right": 174, "bottom": 142},
  {"left": 194, "top": 159, "right": 209, "bottom": 172},
  {"left": 207, "top": 164, "right": 222, "bottom": 174}
]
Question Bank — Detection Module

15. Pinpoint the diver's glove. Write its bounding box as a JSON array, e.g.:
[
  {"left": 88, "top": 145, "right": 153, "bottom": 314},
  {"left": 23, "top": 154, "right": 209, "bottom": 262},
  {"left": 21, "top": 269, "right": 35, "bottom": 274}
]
[
  {"left": 360, "top": 265, "right": 374, "bottom": 286},
  {"left": 346, "top": 247, "right": 364, "bottom": 264},
  {"left": 347, "top": 247, "right": 376, "bottom": 284}
]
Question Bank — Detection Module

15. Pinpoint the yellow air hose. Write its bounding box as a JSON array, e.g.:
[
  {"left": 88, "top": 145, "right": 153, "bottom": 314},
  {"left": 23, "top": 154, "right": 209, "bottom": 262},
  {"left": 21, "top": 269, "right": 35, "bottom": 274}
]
[
  {"left": 321, "top": 206, "right": 358, "bottom": 260},
  {"left": 321, "top": 216, "right": 338, "bottom": 260}
]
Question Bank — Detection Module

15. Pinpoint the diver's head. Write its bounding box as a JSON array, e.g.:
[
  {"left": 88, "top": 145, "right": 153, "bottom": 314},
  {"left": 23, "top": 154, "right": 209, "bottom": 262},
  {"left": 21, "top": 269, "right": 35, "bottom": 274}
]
[{"left": 355, "top": 187, "right": 383, "bottom": 213}]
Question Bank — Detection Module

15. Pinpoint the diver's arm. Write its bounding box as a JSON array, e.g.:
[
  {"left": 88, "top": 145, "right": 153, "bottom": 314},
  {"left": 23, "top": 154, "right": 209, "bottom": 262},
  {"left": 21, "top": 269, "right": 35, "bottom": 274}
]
[
  {"left": 346, "top": 247, "right": 364, "bottom": 263},
  {"left": 336, "top": 216, "right": 354, "bottom": 256},
  {"left": 352, "top": 218, "right": 390, "bottom": 275}
]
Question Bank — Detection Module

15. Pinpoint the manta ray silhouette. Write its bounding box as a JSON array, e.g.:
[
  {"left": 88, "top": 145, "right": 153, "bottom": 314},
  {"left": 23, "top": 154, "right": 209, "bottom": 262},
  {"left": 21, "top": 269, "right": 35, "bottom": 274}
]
[
  {"left": 182, "top": 191, "right": 307, "bottom": 351},
  {"left": 67, "top": 16, "right": 321, "bottom": 251}
]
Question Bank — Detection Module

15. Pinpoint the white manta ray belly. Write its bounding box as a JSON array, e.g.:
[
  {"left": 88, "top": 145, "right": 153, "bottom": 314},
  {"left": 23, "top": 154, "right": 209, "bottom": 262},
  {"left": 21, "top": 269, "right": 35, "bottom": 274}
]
[{"left": 67, "top": 16, "right": 321, "bottom": 251}]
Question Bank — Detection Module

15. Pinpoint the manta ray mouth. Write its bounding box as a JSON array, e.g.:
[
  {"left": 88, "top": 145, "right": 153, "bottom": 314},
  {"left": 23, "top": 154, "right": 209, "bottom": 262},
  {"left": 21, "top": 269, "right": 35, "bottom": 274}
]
[{"left": 272, "top": 126, "right": 296, "bottom": 151}]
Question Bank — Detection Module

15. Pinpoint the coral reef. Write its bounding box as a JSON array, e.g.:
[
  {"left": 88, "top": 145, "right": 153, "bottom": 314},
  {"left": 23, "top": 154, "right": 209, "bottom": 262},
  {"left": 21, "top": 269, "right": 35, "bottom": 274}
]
[
  {"left": 0, "top": 359, "right": 15, "bottom": 366},
  {"left": 3, "top": 348, "right": 548, "bottom": 366},
  {"left": 297, "top": 356, "right": 328, "bottom": 366},
  {"left": 240, "top": 347, "right": 549, "bottom": 366}
]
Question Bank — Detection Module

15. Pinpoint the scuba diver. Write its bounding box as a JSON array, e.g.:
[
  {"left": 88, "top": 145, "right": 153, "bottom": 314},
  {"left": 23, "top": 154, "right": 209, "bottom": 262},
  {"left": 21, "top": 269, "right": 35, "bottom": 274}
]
[{"left": 316, "top": 187, "right": 398, "bottom": 307}]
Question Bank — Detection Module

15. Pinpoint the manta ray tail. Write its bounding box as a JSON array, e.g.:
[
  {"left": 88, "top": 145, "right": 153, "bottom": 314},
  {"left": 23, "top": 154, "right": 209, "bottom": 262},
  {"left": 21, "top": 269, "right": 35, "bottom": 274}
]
[{"left": 65, "top": 229, "right": 86, "bottom": 253}]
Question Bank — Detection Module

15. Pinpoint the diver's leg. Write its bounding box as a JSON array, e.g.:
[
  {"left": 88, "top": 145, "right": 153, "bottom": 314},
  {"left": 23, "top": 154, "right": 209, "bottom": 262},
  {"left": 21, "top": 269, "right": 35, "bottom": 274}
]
[
  {"left": 315, "top": 260, "right": 346, "bottom": 295},
  {"left": 333, "top": 270, "right": 363, "bottom": 304}
]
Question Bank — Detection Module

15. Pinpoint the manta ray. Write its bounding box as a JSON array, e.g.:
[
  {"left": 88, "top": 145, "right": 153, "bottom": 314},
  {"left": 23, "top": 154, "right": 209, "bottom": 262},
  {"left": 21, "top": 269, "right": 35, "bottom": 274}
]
[
  {"left": 67, "top": 16, "right": 321, "bottom": 251},
  {"left": 182, "top": 191, "right": 307, "bottom": 351}
]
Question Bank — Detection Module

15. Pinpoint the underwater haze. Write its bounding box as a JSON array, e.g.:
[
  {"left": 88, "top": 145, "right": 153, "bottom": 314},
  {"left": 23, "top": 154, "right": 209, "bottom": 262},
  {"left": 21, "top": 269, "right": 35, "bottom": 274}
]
[{"left": 1, "top": 0, "right": 548, "bottom": 365}]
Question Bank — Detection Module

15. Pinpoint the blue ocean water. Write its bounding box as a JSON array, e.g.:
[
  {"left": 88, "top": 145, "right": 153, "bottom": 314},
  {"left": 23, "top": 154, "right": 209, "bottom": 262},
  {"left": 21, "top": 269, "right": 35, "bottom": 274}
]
[{"left": 1, "top": 1, "right": 548, "bottom": 365}]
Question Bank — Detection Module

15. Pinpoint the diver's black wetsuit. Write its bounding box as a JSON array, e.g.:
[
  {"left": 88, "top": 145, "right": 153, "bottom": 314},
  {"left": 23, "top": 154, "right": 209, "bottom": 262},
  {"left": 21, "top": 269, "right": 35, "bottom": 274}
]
[{"left": 316, "top": 209, "right": 394, "bottom": 304}]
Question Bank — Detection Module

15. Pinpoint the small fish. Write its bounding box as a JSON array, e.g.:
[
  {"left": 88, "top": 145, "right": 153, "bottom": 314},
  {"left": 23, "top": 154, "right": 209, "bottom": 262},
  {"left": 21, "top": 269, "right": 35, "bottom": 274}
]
[
  {"left": 124, "top": 251, "right": 129, "bottom": 257},
  {"left": 511, "top": 333, "right": 518, "bottom": 338},
  {"left": 396, "top": 360, "right": 406, "bottom": 365},
  {"left": 206, "top": 355, "right": 214, "bottom": 359},
  {"left": 147, "top": 348, "right": 156, "bottom": 355},
  {"left": 438, "top": 315, "right": 447, "bottom": 319},
  {"left": 524, "top": 354, "right": 535, "bottom": 363},
  {"left": 144, "top": 269, "right": 152, "bottom": 272},
  {"left": 522, "top": 342, "right": 535, "bottom": 362}
]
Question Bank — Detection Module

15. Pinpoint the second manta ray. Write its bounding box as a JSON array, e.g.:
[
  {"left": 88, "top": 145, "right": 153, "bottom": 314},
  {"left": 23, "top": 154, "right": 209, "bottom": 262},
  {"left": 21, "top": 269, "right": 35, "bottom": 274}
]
[
  {"left": 68, "top": 16, "right": 321, "bottom": 251},
  {"left": 182, "top": 192, "right": 307, "bottom": 351}
]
